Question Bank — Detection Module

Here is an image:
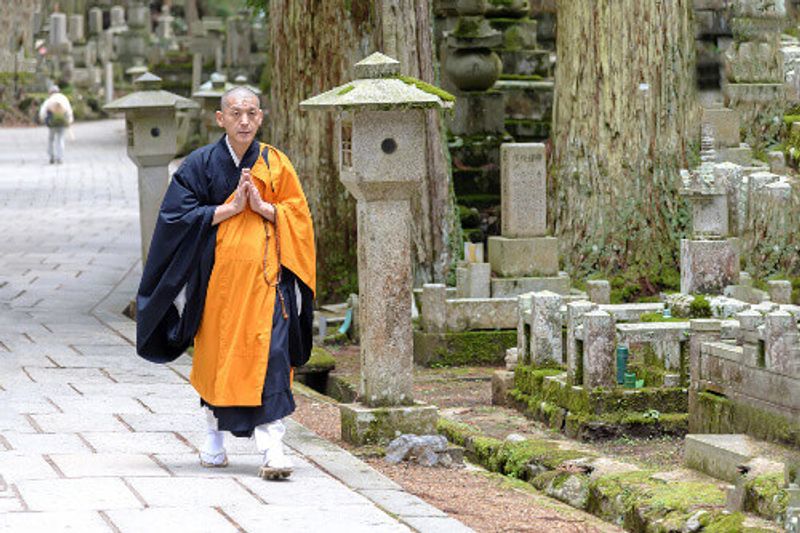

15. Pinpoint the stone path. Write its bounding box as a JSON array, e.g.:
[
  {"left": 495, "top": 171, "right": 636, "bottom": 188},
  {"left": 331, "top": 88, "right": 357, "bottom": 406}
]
[{"left": 0, "top": 120, "right": 471, "bottom": 532}]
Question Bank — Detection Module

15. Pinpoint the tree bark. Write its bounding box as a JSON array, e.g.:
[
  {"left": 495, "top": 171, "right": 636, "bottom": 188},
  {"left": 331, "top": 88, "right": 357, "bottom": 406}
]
[
  {"left": 551, "top": 1, "right": 698, "bottom": 285},
  {"left": 269, "top": 0, "right": 457, "bottom": 302}
]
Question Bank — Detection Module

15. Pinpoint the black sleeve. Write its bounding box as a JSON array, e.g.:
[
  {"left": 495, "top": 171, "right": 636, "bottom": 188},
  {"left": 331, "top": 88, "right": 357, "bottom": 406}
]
[
  {"left": 135, "top": 157, "right": 217, "bottom": 363},
  {"left": 285, "top": 268, "right": 315, "bottom": 368}
]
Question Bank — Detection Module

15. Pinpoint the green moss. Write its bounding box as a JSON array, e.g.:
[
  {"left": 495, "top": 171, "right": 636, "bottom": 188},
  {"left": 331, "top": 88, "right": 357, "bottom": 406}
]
[
  {"left": 417, "top": 330, "right": 517, "bottom": 367},
  {"left": 458, "top": 204, "right": 480, "bottom": 228},
  {"left": 322, "top": 331, "right": 349, "bottom": 345},
  {"left": 395, "top": 75, "right": 456, "bottom": 103},
  {"left": 452, "top": 16, "right": 483, "bottom": 38},
  {"left": 744, "top": 472, "right": 788, "bottom": 520},
  {"left": 639, "top": 312, "right": 688, "bottom": 323},
  {"left": 305, "top": 347, "right": 336, "bottom": 371},
  {"left": 689, "top": 294, "right": 712, "bottom": 318},
  {"left": 500, "top": 74, "right": 544, "bottom": 81},
  {"left": 337, "top": 84, "right": 355, "bottom": 96},
  {"left": 436, "top": 417, "right": 481, "bottom": 447},
  {"left": 703, "top": 512, "right": 745, "bottom": 532}
]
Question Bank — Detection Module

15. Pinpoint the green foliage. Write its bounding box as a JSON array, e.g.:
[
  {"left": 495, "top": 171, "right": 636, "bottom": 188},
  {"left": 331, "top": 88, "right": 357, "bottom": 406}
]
[
  {"left": 458, "top": 205, "right": 480, "bottom": 228},
  {"left": 689, "top": 294, "right": 712, "bottom": 318},
  {"left": 639, "top": 312, "right": 686, "bottom": 323}
]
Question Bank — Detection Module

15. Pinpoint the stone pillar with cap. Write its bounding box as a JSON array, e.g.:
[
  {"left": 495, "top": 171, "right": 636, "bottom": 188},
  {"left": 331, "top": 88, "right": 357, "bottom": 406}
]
[
  {"left": 104, "top": 73, "right": 199, "bottom": 263},
  {"left": 301, "top": 52, "right": 453, "bottom": 445}
]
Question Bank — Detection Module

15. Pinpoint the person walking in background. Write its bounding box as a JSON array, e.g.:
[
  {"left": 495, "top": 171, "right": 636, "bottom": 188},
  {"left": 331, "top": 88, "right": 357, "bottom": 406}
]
[{"left": 38, "top": 85, "right": 74, "bottom": 164}]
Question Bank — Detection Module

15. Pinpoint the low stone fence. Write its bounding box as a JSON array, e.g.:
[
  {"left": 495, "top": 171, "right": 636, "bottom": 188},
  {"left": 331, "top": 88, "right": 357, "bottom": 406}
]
[{"left": 691, "top": 310, "right": 800, "bottom": 447}]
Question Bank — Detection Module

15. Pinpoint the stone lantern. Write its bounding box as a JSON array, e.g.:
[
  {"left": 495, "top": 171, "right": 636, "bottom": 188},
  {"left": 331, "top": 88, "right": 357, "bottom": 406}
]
[
  {"left": 104, "top": 73, "right": 199, "bottom": 263},
  {"left": 300, "top": 52, "right": 453, "bottom": 445}
]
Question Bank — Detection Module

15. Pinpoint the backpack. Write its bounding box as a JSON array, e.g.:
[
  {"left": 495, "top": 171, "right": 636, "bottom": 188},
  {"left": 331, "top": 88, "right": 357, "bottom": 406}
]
[{"left": 45, "top": 100, "right": 68, "bottom": 128}]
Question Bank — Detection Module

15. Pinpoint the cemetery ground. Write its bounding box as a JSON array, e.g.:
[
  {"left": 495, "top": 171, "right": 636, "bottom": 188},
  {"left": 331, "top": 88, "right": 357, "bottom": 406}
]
[{"left": 294, "top": 344, "right": 785, "bottom": 532}]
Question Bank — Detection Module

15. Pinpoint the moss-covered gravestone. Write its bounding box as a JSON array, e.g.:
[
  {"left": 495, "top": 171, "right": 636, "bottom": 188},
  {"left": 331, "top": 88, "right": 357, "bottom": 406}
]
[{"left": 300, "top": 53, "right": 452, "bottom": 445}]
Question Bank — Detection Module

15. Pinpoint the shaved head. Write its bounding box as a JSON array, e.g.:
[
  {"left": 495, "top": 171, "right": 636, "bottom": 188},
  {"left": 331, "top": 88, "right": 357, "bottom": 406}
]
[{"left": 221, "top": 86, "right": 259, "bottom": 110}]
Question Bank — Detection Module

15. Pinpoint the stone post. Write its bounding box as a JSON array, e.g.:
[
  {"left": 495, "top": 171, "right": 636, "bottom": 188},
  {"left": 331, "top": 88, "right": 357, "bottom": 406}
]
[
  {"left": 104, "top": 61, "right": 114, "bottom": 105},
  {"left": 421, "top": 283, "right": 447, "bottom": 333},
  {"left": 764, "top": 310, "right": 798, "bottom": 374},
  {"left": 737, "top": 309, "right": 764, "bottom": 367},
  {"left": 566, "top": 300, "right": 595, "bottom": 386},
  {"left": 582, "top": 310, "right": 616, "bottom": 388},
  {"left": 585, "top": 280, "right": 611, "bottom": 304},
  {"left": 530, "top": 290, "right": 563, "bottom": 366},
  {"left": 688, "top": 319, "right": 723, "bottom": 391},
  {"left": 516, "top": 292, "right": 533, "bottom": 364},
  {"left": 300, "top": 52, "right": 451, "bottom": 444},
  {"left": 768, "top": 280, "right": 793, "bottom": 304},
  {"left": 192, "top": 53, "right": 203, "bottom": 94}
]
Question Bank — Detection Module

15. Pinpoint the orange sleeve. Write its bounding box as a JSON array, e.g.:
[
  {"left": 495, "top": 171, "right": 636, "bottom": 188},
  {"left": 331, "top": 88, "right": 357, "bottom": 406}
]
[{"left": 270, "top": 148, "right": 317, "bottom": 296}]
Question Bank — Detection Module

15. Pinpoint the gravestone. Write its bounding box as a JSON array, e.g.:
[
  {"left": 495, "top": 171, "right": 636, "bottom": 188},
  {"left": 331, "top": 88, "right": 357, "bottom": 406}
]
[{"left": 488, "top": 143, "right": 568, "bottom": 296}]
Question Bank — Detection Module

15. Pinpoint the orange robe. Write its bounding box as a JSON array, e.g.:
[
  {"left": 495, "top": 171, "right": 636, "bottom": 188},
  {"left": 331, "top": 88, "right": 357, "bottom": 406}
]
[{"left": 191, "top": 144, "right": 316, "bottom": 406}]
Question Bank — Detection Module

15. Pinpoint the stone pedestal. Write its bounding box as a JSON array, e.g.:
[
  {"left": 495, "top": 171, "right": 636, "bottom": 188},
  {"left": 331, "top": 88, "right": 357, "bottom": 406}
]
[
  {"left": 488, "top": 236, "right": 558, "bottom": 277},
  {"left": 340, "top": 403, "right": 438, "bottom": 446},
  {"left": 680, "top": 239, "right": 739, "bottom": 294}
]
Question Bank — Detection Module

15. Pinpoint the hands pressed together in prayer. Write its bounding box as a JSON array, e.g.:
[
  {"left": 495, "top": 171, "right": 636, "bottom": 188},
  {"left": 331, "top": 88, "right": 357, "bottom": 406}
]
[{"left": 213, "top": 168, "right": 276, "bottom": 225}]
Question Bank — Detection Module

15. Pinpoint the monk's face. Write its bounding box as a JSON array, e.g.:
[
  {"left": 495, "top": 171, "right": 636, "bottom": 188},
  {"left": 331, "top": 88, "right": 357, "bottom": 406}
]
[{"left": 216, "top": 94, "right": 263, "bottom": 148}]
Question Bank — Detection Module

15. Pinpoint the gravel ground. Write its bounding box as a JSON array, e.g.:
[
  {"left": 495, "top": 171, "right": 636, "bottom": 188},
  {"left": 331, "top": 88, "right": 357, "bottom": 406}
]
[{"left": 291, "top": 392, "right": 622, "bottom": 533}]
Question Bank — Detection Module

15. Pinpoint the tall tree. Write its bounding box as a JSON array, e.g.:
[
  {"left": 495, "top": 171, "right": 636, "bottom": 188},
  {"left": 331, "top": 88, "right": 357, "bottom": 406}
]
[
  {"left": 551, "top": 1, "right": 697, "bottom": 290},
  {"left": 268, "top": 0, "right": 458, "bottom": 302}
]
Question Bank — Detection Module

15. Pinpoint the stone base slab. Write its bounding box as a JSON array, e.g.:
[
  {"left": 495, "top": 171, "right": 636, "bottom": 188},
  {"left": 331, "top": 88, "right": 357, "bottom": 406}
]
[
  {"left": 339, "top": 402, "right": 439, "bottom": 446},
  {"left": 684, "top": 434, "right": 766, "bottom": 483},
  {"left": 488, "top": 236, "right": 559, "bottom": 277},
  {"left": 491, "top": 272, "right": 570, "bottom": 297}
]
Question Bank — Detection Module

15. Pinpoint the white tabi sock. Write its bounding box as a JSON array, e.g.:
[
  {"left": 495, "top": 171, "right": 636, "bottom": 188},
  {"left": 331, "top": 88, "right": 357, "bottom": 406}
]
[
  {"left": 202, "top": 407, "right": 225, "bottom": 456},
  {"left": 255, "top": 419, "right": 291, "bottom": 469}
]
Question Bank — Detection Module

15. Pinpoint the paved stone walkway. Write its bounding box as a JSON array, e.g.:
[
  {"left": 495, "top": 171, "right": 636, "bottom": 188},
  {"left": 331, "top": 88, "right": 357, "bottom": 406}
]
[{"left": 0, "top": 120, "right": 471, "bottom": 532}]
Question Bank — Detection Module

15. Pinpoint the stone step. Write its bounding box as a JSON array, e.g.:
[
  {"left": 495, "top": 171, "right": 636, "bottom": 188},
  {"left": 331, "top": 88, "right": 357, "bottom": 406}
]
[{"left": 685, "top": 434, "right": 784, "bottom": 483}]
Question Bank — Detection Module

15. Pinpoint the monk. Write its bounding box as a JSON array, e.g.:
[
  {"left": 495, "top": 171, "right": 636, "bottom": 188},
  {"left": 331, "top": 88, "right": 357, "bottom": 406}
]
[{"left": 136, "top": 86, "right": 315, "bottom": 480}]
